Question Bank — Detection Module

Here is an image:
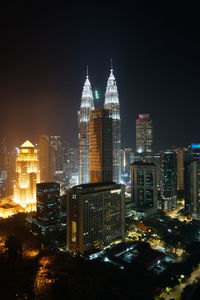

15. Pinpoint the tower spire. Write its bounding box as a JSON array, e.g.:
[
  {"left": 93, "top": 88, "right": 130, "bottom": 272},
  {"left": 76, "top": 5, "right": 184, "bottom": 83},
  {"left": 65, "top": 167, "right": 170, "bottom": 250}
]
[
  {"left": 86, "top": 65, "right": 88, "bottom": 78},
  {"left": 111, "top": 58, "right": 113, "bottom": 70}
]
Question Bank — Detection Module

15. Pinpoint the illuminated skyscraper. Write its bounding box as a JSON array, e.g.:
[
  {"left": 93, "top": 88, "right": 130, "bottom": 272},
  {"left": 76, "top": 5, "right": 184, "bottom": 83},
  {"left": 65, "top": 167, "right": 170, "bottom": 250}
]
[
  {"left": 78, "top": 72, "right": 94, "bottom": 184},
  {"left": 136, "top": 114, "right": 153, "bottom": 162},
  {"left": 89, "top": 109, "right": 113, "bottom": 183},
  {"left": 14, "top": 140, "right": 40, "bottom": 210},
  {"left": 104, "top": 67, "right": 121, "bottom": 183}
]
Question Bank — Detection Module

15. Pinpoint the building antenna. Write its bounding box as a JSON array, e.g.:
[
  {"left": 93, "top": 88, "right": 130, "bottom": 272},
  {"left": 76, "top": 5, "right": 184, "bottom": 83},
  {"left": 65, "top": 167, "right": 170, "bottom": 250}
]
[{"left": 86, "top": 65, "right": 88, "bottom": 78}]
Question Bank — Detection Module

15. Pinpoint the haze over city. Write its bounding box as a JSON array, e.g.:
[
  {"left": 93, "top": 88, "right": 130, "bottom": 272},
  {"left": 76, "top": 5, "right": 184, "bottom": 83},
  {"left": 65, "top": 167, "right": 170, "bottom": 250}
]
[{"left": 1, "top": 2, "right": 200, "bottom": 150}]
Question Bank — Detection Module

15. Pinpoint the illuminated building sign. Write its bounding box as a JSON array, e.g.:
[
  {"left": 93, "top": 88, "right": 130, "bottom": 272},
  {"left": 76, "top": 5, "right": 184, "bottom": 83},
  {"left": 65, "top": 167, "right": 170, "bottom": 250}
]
[{"left": 191, "top": 143, "right": 200, "bottom": 149}]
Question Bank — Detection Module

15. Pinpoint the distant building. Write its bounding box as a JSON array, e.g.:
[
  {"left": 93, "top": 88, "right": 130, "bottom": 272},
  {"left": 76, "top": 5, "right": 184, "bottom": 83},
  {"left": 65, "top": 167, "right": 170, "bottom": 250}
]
[
  {"left": 13, "top": 140, "right": 40, "bottom": 211},
  {"left": 153, "top": 154, "right": 161, "bottom": 188},
  {"left": 63, "top": 145, "right": 79, "bottom": 187},
  {"left": 135, "top": 114, "right": 153, "bottom": 162},
  {"left": 0, "top": 138, "right": 7, "bottom": 197},
  {"left": 161, "top": 151, "right": 177, "bottom": 210},
  {"left": 36, "top": 182, "right": 61, "bottom": 237},
  {"left": 121, "top": 148, "right": 134, "bottom": 184},
  {"left": 60, "top": 194, "right": 67, "bottom": 230},
  {"left": 170, "top": 147, "right": 184, "bottom": 193},
  {"left": 175, "top": 148, "right": 184, "bottom": 192},
  {"left": 0, "top": 143, "right": 16, "bottom": 198},
  {"left": 50, "top": 135, "right": 63, "bottom": 173},
  {"left": 67, "top": 182, "right": 125, "bottom": 255},
  {"left": 89, "top": 109, "right": 113, "bottom": 183},
  {"left": 131, "top": 162, "right": 157, "bottom": 217},
  {"left": 104, "top": 68, "right": 121, "bottom": 183},
  {"left": 0, "top": 138, "right": 6, "bottom": 171},
  {"left": 39, "top": 135, "right": 55, "bottom": 183}
]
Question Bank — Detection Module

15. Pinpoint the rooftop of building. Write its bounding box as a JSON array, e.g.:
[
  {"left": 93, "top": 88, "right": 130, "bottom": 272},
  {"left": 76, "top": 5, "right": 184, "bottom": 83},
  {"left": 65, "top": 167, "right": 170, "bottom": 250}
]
[
  {"left": 0, "top": 201, "right": 21, "bottom": 209},
  {"left": 131, "top": 161, "right": 156, "bottom": 166},
  {"left": 20, "top": 140, "right": 35, "bottom": 148},
  {"left": 72, "top": 181, "right": 123, "bottom": 193},
  {"left": 36, "top": 182, "right": 60, "bottom": 190},
  {"left": 0, "top": 203, "right": 16, "bottom": 209},
  {"left": 37, "top": 182, "right": 60, "bottom": 188},
  {"left": 133, "top": 248, "right": 165, "bottom": 270}
]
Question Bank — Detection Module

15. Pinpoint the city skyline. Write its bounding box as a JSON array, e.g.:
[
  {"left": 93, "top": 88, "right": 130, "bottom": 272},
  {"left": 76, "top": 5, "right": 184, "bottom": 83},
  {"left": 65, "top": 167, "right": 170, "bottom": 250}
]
[
  {"left": 1, "top": 3, "right": 200, "bottom": 299},
  {"left": 1, "top": 2, "right": 200, "bottom": 151}
]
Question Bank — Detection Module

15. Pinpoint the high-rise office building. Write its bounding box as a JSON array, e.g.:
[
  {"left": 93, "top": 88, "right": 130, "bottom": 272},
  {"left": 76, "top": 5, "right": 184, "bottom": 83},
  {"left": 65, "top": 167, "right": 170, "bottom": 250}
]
[
  {"left": 131, "top": 162, "right": 157, "bottom": 217},
  {"left": 50, "top": 135, "right": 63, "bottom": 173},
  {"left": 121, "top": 148, "right": 134, "bottom": 184},
  {"left": 89, "top": 109, "right": 113, "bottom": 183},
  {"left": 5, "top": 150, "right": 16, "bottom": 197},
  {"left": 0, "top": 138, "right": 7, "bottom": 197},
  {"left": 136, "top": 114, "right": 153, "bottom": 162},
  {"left": 104, "top": 68, "right": 121, "bottom": 183},
  {"left": 67, "top": 182, "right": 125, "bottom": 255},
  {"left": 63, "top": 145, "right": 79, "bottom": 187},
  {"left": 184, "top": 143, "right": 200, "bottom": 214},
  {"left": 189, "top": 161, "right": 200, "bottom": 218},
  {"left": 0, "top": 138, "right": 6, "bottom": 172},
  {"left": 153, "top": 154, "right": 162, "bottom": 188},
  {"left": 39, "top": 135, "right": 54, "bottom": 183},
  {"left": 174, "top": 147, "right": 184, "bottom": 192},
  {"left": 161, "top": 151, "right": 177, "bottom": 210},
  {"left": 13, "top": 140, "right": 40, "bottom": 210},
  {"left": 36, "top": 182, "right": 61, "bottom": 238},
  {"left": 78, "top": 73, "right": 94, "bottom": 184}
]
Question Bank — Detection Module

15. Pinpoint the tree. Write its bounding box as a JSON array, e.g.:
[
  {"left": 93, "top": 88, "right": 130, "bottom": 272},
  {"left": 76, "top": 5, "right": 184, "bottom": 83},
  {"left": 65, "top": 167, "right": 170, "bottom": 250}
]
[{"left": 5, "top": 235, "right": 22, "bottom": 261}]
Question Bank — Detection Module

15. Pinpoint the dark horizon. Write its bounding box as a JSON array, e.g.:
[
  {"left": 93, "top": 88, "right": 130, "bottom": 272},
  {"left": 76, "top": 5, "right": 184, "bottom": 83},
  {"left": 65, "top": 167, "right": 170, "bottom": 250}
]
[{"left": 1, "top": 2, "right": 200, "bottom": 151}]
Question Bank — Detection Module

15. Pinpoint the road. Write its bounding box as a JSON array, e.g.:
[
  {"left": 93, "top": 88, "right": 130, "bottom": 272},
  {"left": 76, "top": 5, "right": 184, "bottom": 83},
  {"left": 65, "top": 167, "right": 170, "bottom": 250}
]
[
  {"left": 162, "top": 264, "right": 200, "bottom": 300},
  {"left": 165, "top": 204, "right": 184, "bottom": 220}
]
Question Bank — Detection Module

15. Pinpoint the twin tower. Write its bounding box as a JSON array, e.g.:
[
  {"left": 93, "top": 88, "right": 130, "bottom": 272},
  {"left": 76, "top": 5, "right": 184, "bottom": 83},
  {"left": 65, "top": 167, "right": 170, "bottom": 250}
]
[{"left": 78, "top": 67, "right": 121, "bottom": 184}]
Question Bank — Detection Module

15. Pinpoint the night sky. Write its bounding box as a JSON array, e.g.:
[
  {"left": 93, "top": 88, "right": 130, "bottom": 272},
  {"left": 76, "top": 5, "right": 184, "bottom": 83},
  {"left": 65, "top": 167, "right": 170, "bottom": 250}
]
[{"left": 1, "top": 2, "right": 200, "bottom": 151}]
